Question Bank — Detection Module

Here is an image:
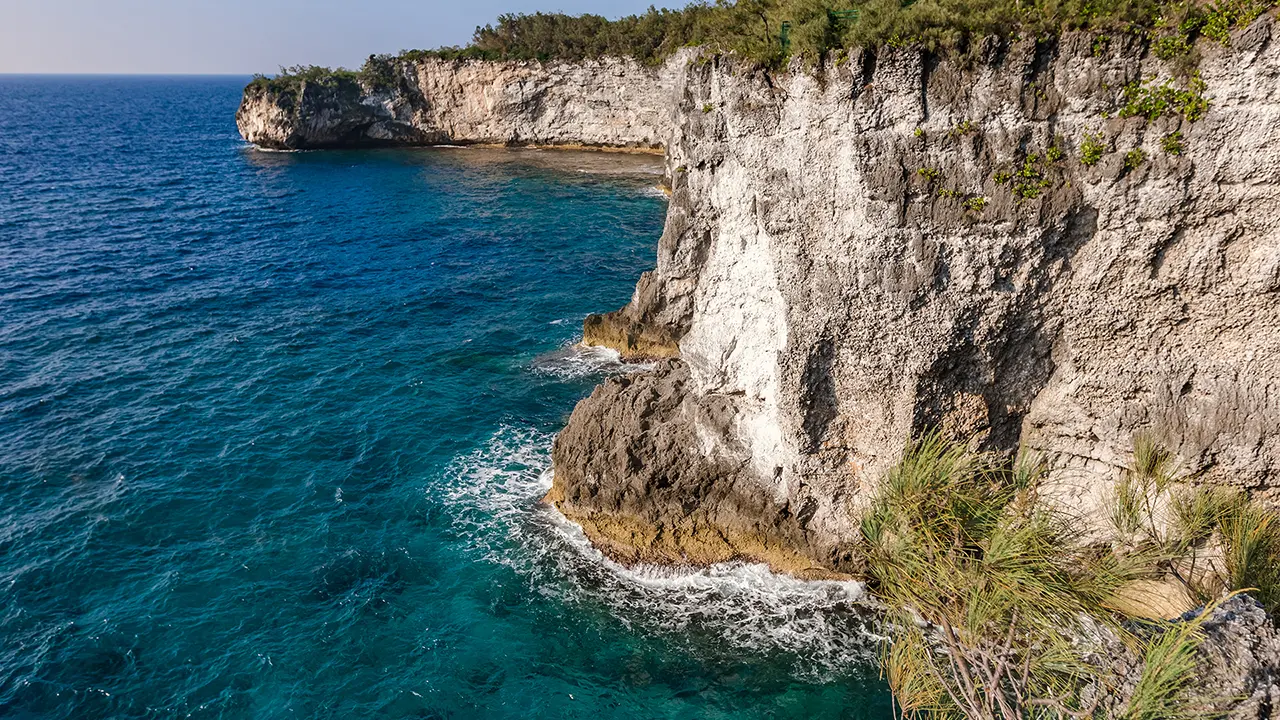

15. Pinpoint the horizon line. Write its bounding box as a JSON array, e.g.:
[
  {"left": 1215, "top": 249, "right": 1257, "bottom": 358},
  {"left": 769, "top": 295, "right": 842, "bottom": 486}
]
[{"left": 0, "top": 72, "right": 259, "bottom": 77}]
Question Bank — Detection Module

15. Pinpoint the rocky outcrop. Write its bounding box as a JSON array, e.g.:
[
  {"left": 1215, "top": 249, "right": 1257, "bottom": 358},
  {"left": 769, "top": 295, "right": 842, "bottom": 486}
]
[
  {"left": 1200, "top": 596, "right": 1280, "bottom": 718},
  {"left": 551, "top": 22, "right": 1280, "bottom": 575},
  {"left": 236, "top": 56, "right": 688, "bottom": 150},
  {"left": 549, "top": 360, "right": 861, "bottom": 579}
]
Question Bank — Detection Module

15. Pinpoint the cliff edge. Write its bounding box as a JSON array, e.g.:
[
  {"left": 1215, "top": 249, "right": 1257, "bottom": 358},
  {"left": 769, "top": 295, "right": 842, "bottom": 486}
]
[
  {"left": 236, "top": 56, "right": 686, "bottom": 150},
  {"left": 551, "top": 26, "right": 1280, "bottom": 577}
]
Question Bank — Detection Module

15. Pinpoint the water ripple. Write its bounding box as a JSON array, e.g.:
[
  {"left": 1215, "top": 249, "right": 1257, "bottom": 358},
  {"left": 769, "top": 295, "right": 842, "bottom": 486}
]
[{"left": 0, "top": 76, "right": 889, "bottom": 719}]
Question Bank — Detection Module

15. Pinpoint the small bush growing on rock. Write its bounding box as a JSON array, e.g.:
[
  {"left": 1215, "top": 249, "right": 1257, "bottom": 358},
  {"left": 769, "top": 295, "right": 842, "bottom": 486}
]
[
  {"left": 1011, "top": 153, "right": 1053, "bottom": 199},
  {"left": 1162, "top": 131, "right": 1186, "bottom": 155},
  {"left": 963, "top": 195, "right": 987, "bottom": 212},
  {"left": 913, "top": 127, "right": 925, "bottom": 139},
  {"left": 1109, "top": 435, "right": 1280, "bottom": 614},
  {"left": 917, "top": 167, "right": 940, "bottom": 183},
  {"left": 702, "top": 103, "right": 714, "bottom": 113},
  {"left": 1201, "top": 0, "right": 1273, "bottom": 44},
  {"left": 1153, "top": 33, "right": 1193, "bottom": 60},
  {"left": 1119, "top": 74, "right": 1210, "bottom": 122},
  {"left": 949, "top": 119, "right": 976, "bottom": 137},
  {"left": 993, "top": 169, "right": 1012, "bottom": 185},
  {"left": 1125, "top": 147, "right": 1148, "bottom": 170},
  {"left": 1081, "top": 133, "right": 1108, "bottom": 165}
]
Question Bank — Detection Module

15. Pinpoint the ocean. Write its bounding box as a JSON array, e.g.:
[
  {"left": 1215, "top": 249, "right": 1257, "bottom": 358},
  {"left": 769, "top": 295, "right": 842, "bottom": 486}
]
[{"left": 0, "top": 75, "right": 890, "bottom": 719}]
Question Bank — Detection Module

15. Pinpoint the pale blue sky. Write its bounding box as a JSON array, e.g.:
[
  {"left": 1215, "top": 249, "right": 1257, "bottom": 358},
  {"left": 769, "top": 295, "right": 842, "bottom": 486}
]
[{"left": 0, "top": 0, "right": 678, "bottom": 74}]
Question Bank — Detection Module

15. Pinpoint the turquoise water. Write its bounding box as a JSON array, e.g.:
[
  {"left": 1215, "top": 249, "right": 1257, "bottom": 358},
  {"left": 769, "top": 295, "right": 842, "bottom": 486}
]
[{"left": 0, "top": 76, "right": 890, "bottom": 719}]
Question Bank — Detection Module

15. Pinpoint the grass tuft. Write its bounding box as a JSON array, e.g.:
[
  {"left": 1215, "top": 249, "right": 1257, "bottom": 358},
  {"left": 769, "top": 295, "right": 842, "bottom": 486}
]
[
  {"left": 866, "top": 434, "right": 1146, "bottom": 718},
  {"left": 1123, "top": 599, "right": 1222, "bottom": 720},
  {"left": 1221, "top": 504, "right": 1280, "bottom": 611}
]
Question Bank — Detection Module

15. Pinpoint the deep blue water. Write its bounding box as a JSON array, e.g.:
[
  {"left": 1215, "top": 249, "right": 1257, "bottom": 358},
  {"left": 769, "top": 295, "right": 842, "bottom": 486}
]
[{"left": 0, "top": 76, "right": 890, "bottom": 719}]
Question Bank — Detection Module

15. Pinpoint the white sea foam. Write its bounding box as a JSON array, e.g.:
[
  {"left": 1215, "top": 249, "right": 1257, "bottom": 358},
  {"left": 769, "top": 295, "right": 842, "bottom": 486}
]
[
  {"left": 529, "top": 340, "right": 655, "bottom": 379},
  {"left": 574, "top": 166, "right": 666, "bottom": 177},
  {"left": 246, "top": 144, "right": 301, "bottom": 154},
  {"left": 442, "top": 426, "right": 885, "bottom": 680}
]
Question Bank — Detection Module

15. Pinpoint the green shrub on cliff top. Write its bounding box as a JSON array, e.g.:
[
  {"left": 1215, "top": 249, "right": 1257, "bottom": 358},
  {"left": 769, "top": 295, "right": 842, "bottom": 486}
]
[
  {"left": 343, "top": 0, "right": 1276, "bottom": 72},
  {"left": 249, "top": 65, "right": 359, "bottom": 96}
]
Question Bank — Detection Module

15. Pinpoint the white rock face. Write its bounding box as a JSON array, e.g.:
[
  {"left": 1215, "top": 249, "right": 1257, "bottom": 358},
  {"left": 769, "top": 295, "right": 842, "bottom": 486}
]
[
  {"left": 681, "top": 159, "right": 794, "bottom": 483},
  {"left": 592, "top": 25, "right": 1280, "bottom": 546},
  {"left": 236, "top": 55, "right": 689, "bottom": 149},
  {"left": 406, "top": 57, "right": 680, "bottom": 147}
]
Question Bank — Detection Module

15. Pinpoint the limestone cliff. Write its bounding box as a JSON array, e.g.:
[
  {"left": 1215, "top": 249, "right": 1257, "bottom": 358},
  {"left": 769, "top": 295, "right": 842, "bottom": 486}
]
[
  {"left": 240, "top": 23, "right": 1280, "bottom": 712},
  {"left": 236, "top": 55, "right": 686, "bottom": 150},
  {"left": 552, "top": 23, "right": 1280, "bottom": 578}
]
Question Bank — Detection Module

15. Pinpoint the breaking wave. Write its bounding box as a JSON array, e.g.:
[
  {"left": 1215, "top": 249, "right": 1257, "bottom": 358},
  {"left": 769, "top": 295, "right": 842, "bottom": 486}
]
[
  {"left": 529, "top": 339, "right": 655, "bottom": 379},
  {"left": 441, "top": 425, "right": 886, "bottom": 680}
]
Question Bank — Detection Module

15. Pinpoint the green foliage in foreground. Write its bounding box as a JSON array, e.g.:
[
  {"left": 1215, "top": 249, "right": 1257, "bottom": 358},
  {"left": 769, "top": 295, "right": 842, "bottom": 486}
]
[
  {"left": 865, "top": 433, "right": 1277, "bottom": 719},
  {"left": 864, "top": 435, "right": 1144, "bottom": 718},
  {"left": 251, "top": 0, "right": 1278, "bottom": 89}
]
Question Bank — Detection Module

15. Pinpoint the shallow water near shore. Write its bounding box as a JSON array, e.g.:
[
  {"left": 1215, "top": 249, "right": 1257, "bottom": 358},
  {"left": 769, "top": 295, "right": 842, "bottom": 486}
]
[{"left": 0, "top": 76, "right": 892, "bottom": 718}]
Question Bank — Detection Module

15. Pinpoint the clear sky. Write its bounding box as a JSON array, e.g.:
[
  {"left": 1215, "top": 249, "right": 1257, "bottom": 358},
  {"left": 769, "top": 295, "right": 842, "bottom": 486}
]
[{"left": 0, "top": 0, "right": 678, "bottom": 75}]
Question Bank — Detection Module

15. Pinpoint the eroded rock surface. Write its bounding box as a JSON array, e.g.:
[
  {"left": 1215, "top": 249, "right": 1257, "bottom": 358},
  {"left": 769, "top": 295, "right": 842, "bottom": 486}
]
[
  {"left": 1201, "top": 596, "right": 1280, "bottom": 718},
  {"left": 552, "top": 24, "right": 1280, "bottom": 575},
  {"left": 549, "top": 360, "right": 861, "bottom": 579}
]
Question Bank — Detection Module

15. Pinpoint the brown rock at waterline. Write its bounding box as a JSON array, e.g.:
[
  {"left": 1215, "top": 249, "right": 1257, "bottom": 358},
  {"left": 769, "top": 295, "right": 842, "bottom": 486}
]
[
  {"left": 546, "top": 360, "right": 863, "bottom": 581},
  {"left": 581, "top": 311, "right": 681, "bottom": 362}
]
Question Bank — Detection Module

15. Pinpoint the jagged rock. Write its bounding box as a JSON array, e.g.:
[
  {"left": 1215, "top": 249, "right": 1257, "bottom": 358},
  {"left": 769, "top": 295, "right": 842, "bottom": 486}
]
[
  {"left": 236, "top": 77, "right": 435, "bottom": 149},
  {"left": 582, "top": 310, "right": 681, "bottom": 361},
  {"left": 1200, "top": 596, "right": 1280, "bottom": 718}
]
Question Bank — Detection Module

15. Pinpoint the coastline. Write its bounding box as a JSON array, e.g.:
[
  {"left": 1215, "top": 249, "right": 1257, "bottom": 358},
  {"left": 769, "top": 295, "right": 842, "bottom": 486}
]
[{"left": 233, "top": 19, "right": 1280, "bottom": 714}]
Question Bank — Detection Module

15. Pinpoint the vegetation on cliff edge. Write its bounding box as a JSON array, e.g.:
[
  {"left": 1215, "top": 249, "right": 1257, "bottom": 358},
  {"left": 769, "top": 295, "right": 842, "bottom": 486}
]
[{"left": 249, "top": 0, "right": 1276, "bottom": 89}]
